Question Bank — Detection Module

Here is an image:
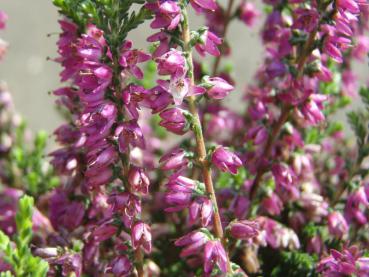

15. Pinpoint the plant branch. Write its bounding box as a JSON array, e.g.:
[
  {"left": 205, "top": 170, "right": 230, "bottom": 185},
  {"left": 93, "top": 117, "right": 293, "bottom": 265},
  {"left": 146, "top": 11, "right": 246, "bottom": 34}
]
[
  {"left": 249, "top": 29, "right": 318, "bottom": 200},
  {"left": 181, "top": 5, "right": 231, "bottom": 272}
]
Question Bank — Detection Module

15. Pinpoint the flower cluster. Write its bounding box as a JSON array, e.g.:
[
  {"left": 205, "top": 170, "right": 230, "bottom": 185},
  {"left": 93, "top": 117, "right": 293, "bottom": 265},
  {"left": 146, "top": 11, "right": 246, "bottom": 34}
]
[{"left": 0, "top": 0, "right": 369, "bottom": 276}]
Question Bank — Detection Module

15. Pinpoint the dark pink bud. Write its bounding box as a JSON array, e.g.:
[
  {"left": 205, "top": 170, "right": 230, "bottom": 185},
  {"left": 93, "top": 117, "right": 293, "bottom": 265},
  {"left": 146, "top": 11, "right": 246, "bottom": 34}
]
[
  {"left": 189, "top": 197, "right": 213, "bottom": 227},
  {"left": 239, "top": 2, "right": 260, "bottom": 27},
  {"left": 229, "top": 220, "right": 260, "bottom": 240},
  {"left": 175, "top": 230, "right": 209, "bottom": 257},
  {"left": 156, "top": 49, "right": 186, "bottom": 78},
  {"left": 204, "top": 77, "right": 234, "bottom": 99},
  {"left": 159, "top": 148, "right": 189, "bottom": 171},
  {"left": 106, "top": 255, "right": 132, "bottom": 276},
  {"left": 159, "top": 108, "right": 188, "bottom": 135},
  {"left": 212, "top": 146, "right": 242, "bottom": 174},
  {"left": 131, "top": 221, "right": 152, "bottom": 253},
  {"left": 204, "top": 240, "right": 227, "bottom": 274},
  {"left": 128, "top": 167, "right": 150, "bottom": 194}
]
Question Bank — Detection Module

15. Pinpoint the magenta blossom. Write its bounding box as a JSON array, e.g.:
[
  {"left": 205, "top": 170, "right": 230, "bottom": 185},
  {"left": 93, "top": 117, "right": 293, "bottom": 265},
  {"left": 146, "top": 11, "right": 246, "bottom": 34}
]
[
  {"left": 195, "top": 30, "right": 222, "bottom": 57},
  {"left": 204, "top": 240, "right": 228, "bottom": 275},
  {"left": 229, "top": 220, "right": 260, "bottom": 241},
  {"left": 204, "top": 76, "right": 234, "bottom": 99},
  {"left": 131, "top": 221, "right": 152, "bottom": 253},
  {"left": 239, "top": 2, "right": 260, "bottom": 27},
  {"left": 212, "top": 146, "right": 242, "bottom": 174}
]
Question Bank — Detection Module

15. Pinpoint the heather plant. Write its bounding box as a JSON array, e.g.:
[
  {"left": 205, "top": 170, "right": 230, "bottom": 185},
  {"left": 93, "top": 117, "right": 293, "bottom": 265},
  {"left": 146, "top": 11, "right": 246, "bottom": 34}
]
[{"left": 0, "top": 0, "right": 369, "bottom": 276}]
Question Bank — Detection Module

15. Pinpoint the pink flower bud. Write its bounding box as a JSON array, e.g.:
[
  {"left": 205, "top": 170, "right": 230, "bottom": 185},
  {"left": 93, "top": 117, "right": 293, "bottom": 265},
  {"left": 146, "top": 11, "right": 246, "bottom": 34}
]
[
  {"left": 239, "top": 2, "right": 260, "bottom": 27},
  {"left": 205, "top": 77, "right": 234, "bottom": 99},
  {"left": 159, "top": 108, "right": 188, "bottom": 135},
  {"left": 229, "top": 220, "right": 260, "bottom": 240},
  {"left": 131, "top": 221, "right": 152, "bottom": 253},
  {"left": 159, "top": 148, "right": 189, "bottom": 171},
  {"left": 212, "top": 146, "right": 242, "bottom": 174},
  {"left": 175, "top": 230, "right": 209, "bottom": 257},
  {"left": 106, "top": 255, "right": 132, "bottom": 276},
  {"left": 189, "top": 197, "right": 213, "bottom": 227},
  {"left": 156, "top": 49, "right": 186, "bottom": 78},
  {"left": 195, "top": 30, "right": 222, "bottom": 57},
  {"left": 204, "top": 240, "right": 227, "bottom": 274},
  {"left": 128, "top": 167, "right": 150, "bottom": 194}
]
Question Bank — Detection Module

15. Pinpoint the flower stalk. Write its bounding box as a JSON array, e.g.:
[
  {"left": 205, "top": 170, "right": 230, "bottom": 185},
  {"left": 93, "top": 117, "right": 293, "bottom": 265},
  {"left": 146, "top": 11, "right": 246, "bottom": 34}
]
[{"left": 181, "top": 4, "right": 231, "bottom": 272}]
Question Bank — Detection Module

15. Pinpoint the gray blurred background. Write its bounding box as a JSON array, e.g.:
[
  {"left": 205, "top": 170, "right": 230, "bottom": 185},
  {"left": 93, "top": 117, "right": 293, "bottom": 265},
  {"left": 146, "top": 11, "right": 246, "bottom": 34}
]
[{"left": 0, "top": 0, "right": 367, "bottom": 138}]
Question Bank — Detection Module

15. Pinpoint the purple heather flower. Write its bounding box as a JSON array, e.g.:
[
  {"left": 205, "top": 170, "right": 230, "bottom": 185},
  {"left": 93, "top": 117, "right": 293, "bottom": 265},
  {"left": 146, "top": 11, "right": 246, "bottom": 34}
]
[
  {"left": 164, "top": 175, "right": 200, "bottom": 212},
  {"left": 175, "top": 230, "right": 209, "bottom": 257},
  {"left": 328, "top": 212, "right": 349, "bottom": 238},
  {"left": 204, "top": 77, "right": 234, "bottom": 99},
  {"left": 229, "top": 220, "right": 260, "bottom": 241},
  {"left": 159, "top": 148, "right": 189, "bottom": 171},
  {"left": 195, "top": 30, "right": 222, "bottom": 57},
  {"left": 204, "top": 240, "right": 228, "bottom": 275},
  {"left": 159, "top": 107, "right": 188, "bottom": 135},
  {"left": 292, "top": 8, "right": 319, "bottom": 32},
  {"left": 143, "top": 85, "right": 172, "bottom": 113},
  {"left": 337, "top": 0, "right": 361, "bottom": 14},
  {"left": 344, "top": 187, "right": 368, "bottom": 225},
  {"left": 128, "top": 166, "right": 150, "bottom": 194},
  {"left": 49, "top": 189, "right": 85, "bottom": 232},
  {"left": 105, "top": 255, "right": 132, "bottom": 276},
  {"left": 189, "top": 197, "right": 213, "bottom": 227},
  {"left": 48, "top": 253, "right": 82, "bottom": 277},
  {"left": 212, "top": 146, "right": 242, "bottom": 174},
  {"left": 239, "top": 2, "right": 260, "bottom": 27},
  {"left": 147, "top": 31, "right": 172, "bottom": 58},
  {"left": 190, "top": 0, "right": 218, "bottom": 13},
  {"left": 0, "top": 11, "right": 8, "bottom": 30},
  {"left": 119, "top": 40, "right": 151, "bottom": 79},
  {"left": 147, "top": 1, "right": 181, "bottom": 31},
  {"left": 261, "top": 193, "right": 283, "bottom": 216},
  {"left": 131, "top": 221, "right": 152, "bottom": 253},
  {"left": 156, "top": 49, "right": 186, "bottom": 78},
  {"left": 158, "top": 77, "right": 191, "bottom": 105},
  {"left": 115, "top": 120, "right": 145, "bottom": 152},
  {"left": 317, "top": 246, "right": 369, "bottom": 276}
]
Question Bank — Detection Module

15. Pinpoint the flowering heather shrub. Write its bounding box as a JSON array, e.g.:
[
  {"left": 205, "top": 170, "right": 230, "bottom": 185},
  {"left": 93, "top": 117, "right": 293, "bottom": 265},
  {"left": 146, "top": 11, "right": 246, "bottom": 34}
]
[{"left": 1, "top": 0, "right": 369, "bottom": 276}]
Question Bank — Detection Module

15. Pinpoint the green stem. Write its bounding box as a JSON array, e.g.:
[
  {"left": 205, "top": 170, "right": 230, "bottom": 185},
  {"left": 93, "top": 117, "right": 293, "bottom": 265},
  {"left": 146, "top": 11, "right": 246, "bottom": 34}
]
[{"left": 181, "top": 5, "right": 231, "bottom": 273}]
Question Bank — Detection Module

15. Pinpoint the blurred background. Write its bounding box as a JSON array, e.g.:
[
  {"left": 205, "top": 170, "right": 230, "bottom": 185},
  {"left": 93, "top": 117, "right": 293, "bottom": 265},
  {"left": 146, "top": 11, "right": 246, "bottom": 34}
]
[{"left": 0, "top": 0, "right": 367, "bottom": 137}]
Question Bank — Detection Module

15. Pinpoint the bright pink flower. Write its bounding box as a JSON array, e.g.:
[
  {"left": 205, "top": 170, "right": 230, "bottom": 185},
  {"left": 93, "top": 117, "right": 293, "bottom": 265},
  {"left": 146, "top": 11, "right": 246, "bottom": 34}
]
[
  {"left": 119, "top": 40, "right": 151, "bottom": 79},
  {"left": 204, "top": 77, "right": 234, "bottom": 99},
  {"left": 131, "top": 221, "right": 152, "bottom": 253},
  {"left": 106, "top": 255, "right": 132, "bottom": 276},
  {"left": 189, "top": 197, "right": 213, "bottom": 226},
  {"left": 0, "top": 11, "right": 8, "bottom": 30},
  {"left": 328, "top": 212, "right": 349, "bottom": 238},
  {"left": 239, "top": 2, "right": 260, "bottom": 27},
  {"left": 128, "top": 167, "right": 150, "bottom": 194},
  {"left": 190, "top": 0, "right": 218, "bottom": 13},
  {"left": 156, "top": 49, "right": 186, "bottom": 78},
  {"left": 175, "top": 230, "right": 209, "bottom": 257},
  {"left": 147, "top": 1, "right": 181, "bottom": 31},
  {"left": 212, "top": 146, "right": 242, "bottom": 174},
  {"left": 204, "top": 240, "right": 228, "bottom": 274},
  {"left": 159, "top": 107, "right": 189, "bottom": 135},
  {"left": 195, "top": 30, "right": 222, "bottom": 57},
  {"left": 292, "top": 8, "right": 319, "bottom": 32},
  {"left": 160, "top": 148, "right": 189, "bottom": 171},
  {"left": 229, "top": 220, "right": 260, "bottom": 240}
]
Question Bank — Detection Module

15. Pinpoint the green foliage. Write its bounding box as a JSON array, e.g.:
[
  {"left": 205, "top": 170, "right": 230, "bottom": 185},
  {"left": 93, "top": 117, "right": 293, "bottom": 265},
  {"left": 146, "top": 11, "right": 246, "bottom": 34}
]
[
  {"left": 9, "top": 127, "right": 59, "bottom": 197},
  {"left": 216, "top": 167, "right": 248, "bottom": 190},
  {"left": 52, "top": 0, "right": 153, "bottom": 54},
  {"left": 270, "top": 251, "right": 317, "bottom": 277},
  {"left": 347, "top": 87, "right": 369, "bottom": 166},
  {"left": 0, "top": 195, "right": 49, "bottom": 277}
]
